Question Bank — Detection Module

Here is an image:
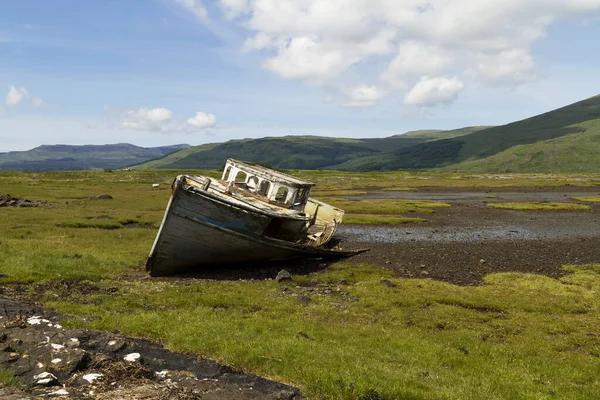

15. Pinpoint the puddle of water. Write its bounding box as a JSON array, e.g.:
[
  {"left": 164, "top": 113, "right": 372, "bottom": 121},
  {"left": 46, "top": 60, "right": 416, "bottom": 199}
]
[
  {"left": 346, "top": 191, "right": 599, "bottom": 203},
  {"left": 338, "top": 223, "right": 599, "bottom": 244},
  {"left": 338, "top": 225, "right": 535, "bottom": 243}
]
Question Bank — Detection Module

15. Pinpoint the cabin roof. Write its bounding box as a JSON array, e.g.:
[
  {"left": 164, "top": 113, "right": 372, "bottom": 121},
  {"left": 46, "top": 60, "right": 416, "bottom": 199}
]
[{"left": 226, "top": 158, "right": 315, "bottom": 188}]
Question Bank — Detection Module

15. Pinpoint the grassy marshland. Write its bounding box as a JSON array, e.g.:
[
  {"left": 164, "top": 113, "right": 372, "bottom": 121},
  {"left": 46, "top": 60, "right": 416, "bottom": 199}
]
[
  {"left": 1, "top": 170, "right": 600, "bottom": 399},
  {"left": 573, "top": 196, "right": 600, "bottom": 203},
  {"left": 487, "top": 202, "right": 592, "bottom": 211}
]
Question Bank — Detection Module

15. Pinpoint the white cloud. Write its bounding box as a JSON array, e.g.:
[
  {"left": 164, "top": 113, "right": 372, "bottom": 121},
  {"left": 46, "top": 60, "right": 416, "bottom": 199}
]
[
  {"left": 466, "top": 49, "right": 536, "bottom": 85},
  {"left": 5, "top": 86, "right": 46, "bottom": 107},
  {"left": 201, "top": 0, "right": 600, "bottom": 106},
  {"left": 6, "top": 86, "right": 29, "bottom": 106},
  {"left": 31, "top": 96, "right": 46, "bottom": 107},
  {"left": 121, "top": 107, "right": 173, "bottom": 131},
  {"left": 404, "top": 77, "right": 464, "bottom": 106},
  {"left": 342, "top": 85, "right": 386, "bottom": 108},
  {"left": 382, "top": 42, "right": 453, "bottom": 89},
  {"left": 187, "top": 111, "right": 216, "bottom": 128},
  {"left": 175, "top": 0, "right": 208, "bottom": 21},
  {"left": 263, "top": 36, "right": 357, "bottom": 83}
]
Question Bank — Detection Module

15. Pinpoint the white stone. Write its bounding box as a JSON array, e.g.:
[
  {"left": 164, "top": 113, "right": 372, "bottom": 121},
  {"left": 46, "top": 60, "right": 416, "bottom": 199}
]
[
  {"left": 34, "top": 372, "right": 56, "bottom": 380},
  {"left": 27, "top": 316, "right": 43, "bottom": 325},
  {"left": 49, "top": 388, "right": 69, "bottom": 396},
  {"left": 83, "top": 373, "right": 103, "bottom": 384},
  {"left": 108, "top": 340, "right": 117, "bottom": 346},
  {"left": 123, "top": 352, "right": 140, "bottom": 362},
  {"left": 51, "top": 358, "right": 62, "bottom": 364},
  {"left": 51, "top": 343, "right": 65, "bottom": 350},
  {"left": 155, "top": 370, "right": 169, "bottom": 378}
]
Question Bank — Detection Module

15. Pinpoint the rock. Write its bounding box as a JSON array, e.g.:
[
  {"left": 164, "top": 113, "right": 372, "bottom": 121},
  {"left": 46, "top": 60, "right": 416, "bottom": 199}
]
[
  {"left": 82, "top": 373, "right": 103, "bottom": 384},
  {"left": 420, "top": 271, "right": 429, "bottom": 276},
  {"left": 296, "top": 295, "right": 310, "bottom": 305},
  {"left": 479, "top": 259, "right": 486, "bottom": 264},
  {"left": 64, "top": 349, "right": 91, "bottom": 373},
  {"left": 32, "top": 372, "right": 58, "bottom": 387},
  {"left": 88, "top": 194, "right": 113, "bottom": 200},
  {"left": 275, "top": 269, "right": 292, "bottom": 282},
  {"left": 380, "top": 279, "right": 396, "bottom": 288},
  {"left": 123, "top": 352, "right": 141, "bottom": 362}
]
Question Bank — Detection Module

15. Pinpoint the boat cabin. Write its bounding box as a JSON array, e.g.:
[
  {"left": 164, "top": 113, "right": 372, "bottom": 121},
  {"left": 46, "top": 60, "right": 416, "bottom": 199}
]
[{"left": 221, "top": 159, "right": 315, "bottom": 211}]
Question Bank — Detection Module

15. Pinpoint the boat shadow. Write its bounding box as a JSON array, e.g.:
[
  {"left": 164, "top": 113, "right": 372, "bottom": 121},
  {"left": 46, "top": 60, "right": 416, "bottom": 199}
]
[{"left": 167, "top": 256, "right": 340, "bottom": 281}]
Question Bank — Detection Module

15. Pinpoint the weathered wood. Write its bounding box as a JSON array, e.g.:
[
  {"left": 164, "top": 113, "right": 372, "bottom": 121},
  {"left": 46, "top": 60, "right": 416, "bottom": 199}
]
[{"left": 147, "top": 165, "right": 365, "bottom": 276}]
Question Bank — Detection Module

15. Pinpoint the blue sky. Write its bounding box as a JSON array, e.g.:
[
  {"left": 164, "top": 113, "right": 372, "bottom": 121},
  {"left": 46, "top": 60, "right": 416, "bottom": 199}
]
[{"left": 1, "top": 0, "right": 599, "bottom": 152}]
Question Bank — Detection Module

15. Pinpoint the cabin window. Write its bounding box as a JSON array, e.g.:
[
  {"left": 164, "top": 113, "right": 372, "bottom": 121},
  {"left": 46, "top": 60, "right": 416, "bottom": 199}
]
[
  {"left": 247, "top": 176, "right": 259, "bottom": 192},
  {"left": 223, "top": 166, "right": 232, "bottom": 181},
  {"left": 258, "top": 180, "right": 270, "bottom": 196},
  {"left": 234, "top": 171, "right": 247, "bottom": 182},
  {"left": 294, "top": 187, "right": 307, "bottom": 205},
  {"left": 275, "top": 186, "right": 289, "bottom": 203}
]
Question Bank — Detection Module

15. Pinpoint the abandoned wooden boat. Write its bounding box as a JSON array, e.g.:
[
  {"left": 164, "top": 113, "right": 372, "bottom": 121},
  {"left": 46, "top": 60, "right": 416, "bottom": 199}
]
[{"left": 146, "top": 159, "right": 364, "bottom": 276}]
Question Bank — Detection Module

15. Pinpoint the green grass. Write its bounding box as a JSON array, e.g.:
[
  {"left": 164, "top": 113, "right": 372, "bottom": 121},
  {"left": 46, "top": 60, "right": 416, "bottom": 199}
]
[
  {"left": 573, "top": 196, "right": 600, "bottom": 203},
  {"left": 318, "top": 198, "right": 450, "bottom": 225},
  {"left": 487, "top": 202, "right": 592, "bottom": 211},
  {"left": 0, "top": 367, "right": 21, "bottom": 387},
  {"left": 1, "top": 170, "right": 600, "bottom": 399},
  {"left": 41, "top": 263, "right": 600, "bottom": 399}
]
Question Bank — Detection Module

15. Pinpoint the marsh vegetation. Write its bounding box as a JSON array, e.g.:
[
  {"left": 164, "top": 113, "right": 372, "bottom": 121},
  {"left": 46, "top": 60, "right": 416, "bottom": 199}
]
[{"left": 1, "top": 169, "right": 600, "bottom": 399}]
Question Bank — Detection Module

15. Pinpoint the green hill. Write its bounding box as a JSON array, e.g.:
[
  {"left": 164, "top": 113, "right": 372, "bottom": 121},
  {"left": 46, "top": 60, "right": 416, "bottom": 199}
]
[
  {"left": 133, "top": 127, "right": 487, "bottom": 170},
  {"left": 132, "top": 135, "right": 431, "bottom": 170},
  {"left": 0, "top": 143, "right": 190, "bottom": 171},
  {"left": 333, "top": 95, "right": 600, "bottom": 171},
  {"left": 446, "top": 117, "right": 600, "bottom": 173},
  {"left": 394, "top": 126, "right": 492, "bottom": 140}
]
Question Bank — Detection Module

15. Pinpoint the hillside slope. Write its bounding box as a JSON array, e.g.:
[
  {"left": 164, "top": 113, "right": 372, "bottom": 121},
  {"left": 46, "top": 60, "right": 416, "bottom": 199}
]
[
  {"left": 0, "top": 143, "right": 190, "bottom": 171},
  {"left": 333, "top": 95, "right": 600, "bottom": 171},
  {"left": 134, "top": 127, "right": 487, "bottom": 170},
  {"left": 133, "top": 135, "right": 433, "bottom": 170},
  {"left": 446, "top": 118, "right": 600, "bottom": 173}
]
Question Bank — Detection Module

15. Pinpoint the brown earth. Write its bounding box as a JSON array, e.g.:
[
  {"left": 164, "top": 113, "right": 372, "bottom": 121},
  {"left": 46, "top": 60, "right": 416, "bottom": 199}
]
[{"left": 338, "top": 186, "right": 600, "bottom": 285}]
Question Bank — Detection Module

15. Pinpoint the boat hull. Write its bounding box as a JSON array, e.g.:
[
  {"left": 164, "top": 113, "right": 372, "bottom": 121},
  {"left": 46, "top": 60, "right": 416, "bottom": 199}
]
[{"left": 146, "top": 180, "right": 362, "bottom": 276}]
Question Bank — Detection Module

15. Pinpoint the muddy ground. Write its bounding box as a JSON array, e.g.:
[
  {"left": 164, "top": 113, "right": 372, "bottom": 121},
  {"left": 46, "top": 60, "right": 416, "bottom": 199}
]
[
  {"left": 2, "top": 185, "right": 599, "bottom": 398},
  {"left": 339, "top": 186, "right": 600, "bottom": 285},
  {"left": 0, "top": 298, "right": 301, "bottom": 399}
]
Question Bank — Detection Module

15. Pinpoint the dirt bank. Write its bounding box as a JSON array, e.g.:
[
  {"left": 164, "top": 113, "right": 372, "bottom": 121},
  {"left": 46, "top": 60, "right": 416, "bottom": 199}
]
[{"left": 0, "top": 299, "right": 301, "bottom": 399}]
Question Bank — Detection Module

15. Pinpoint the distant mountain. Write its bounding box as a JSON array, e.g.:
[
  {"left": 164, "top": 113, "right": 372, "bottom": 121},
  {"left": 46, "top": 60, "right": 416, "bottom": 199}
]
[
  {"left": 7, "top": 94, "right": 600, "bottom": 173},
  {"left": 131, "top": 134, "right": 445, "bottom": 170},
  {"left": 0, "top": 143, "right": 190, "bottom": 171},
  {"left": 331, "top": 95, "right": 600, "bottom": 172}
]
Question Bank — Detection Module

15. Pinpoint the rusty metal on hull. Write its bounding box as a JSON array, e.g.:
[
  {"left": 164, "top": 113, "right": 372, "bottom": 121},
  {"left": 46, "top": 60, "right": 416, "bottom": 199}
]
[{"left": 146, "top": 159, "right": 366, "bottom": 276}]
